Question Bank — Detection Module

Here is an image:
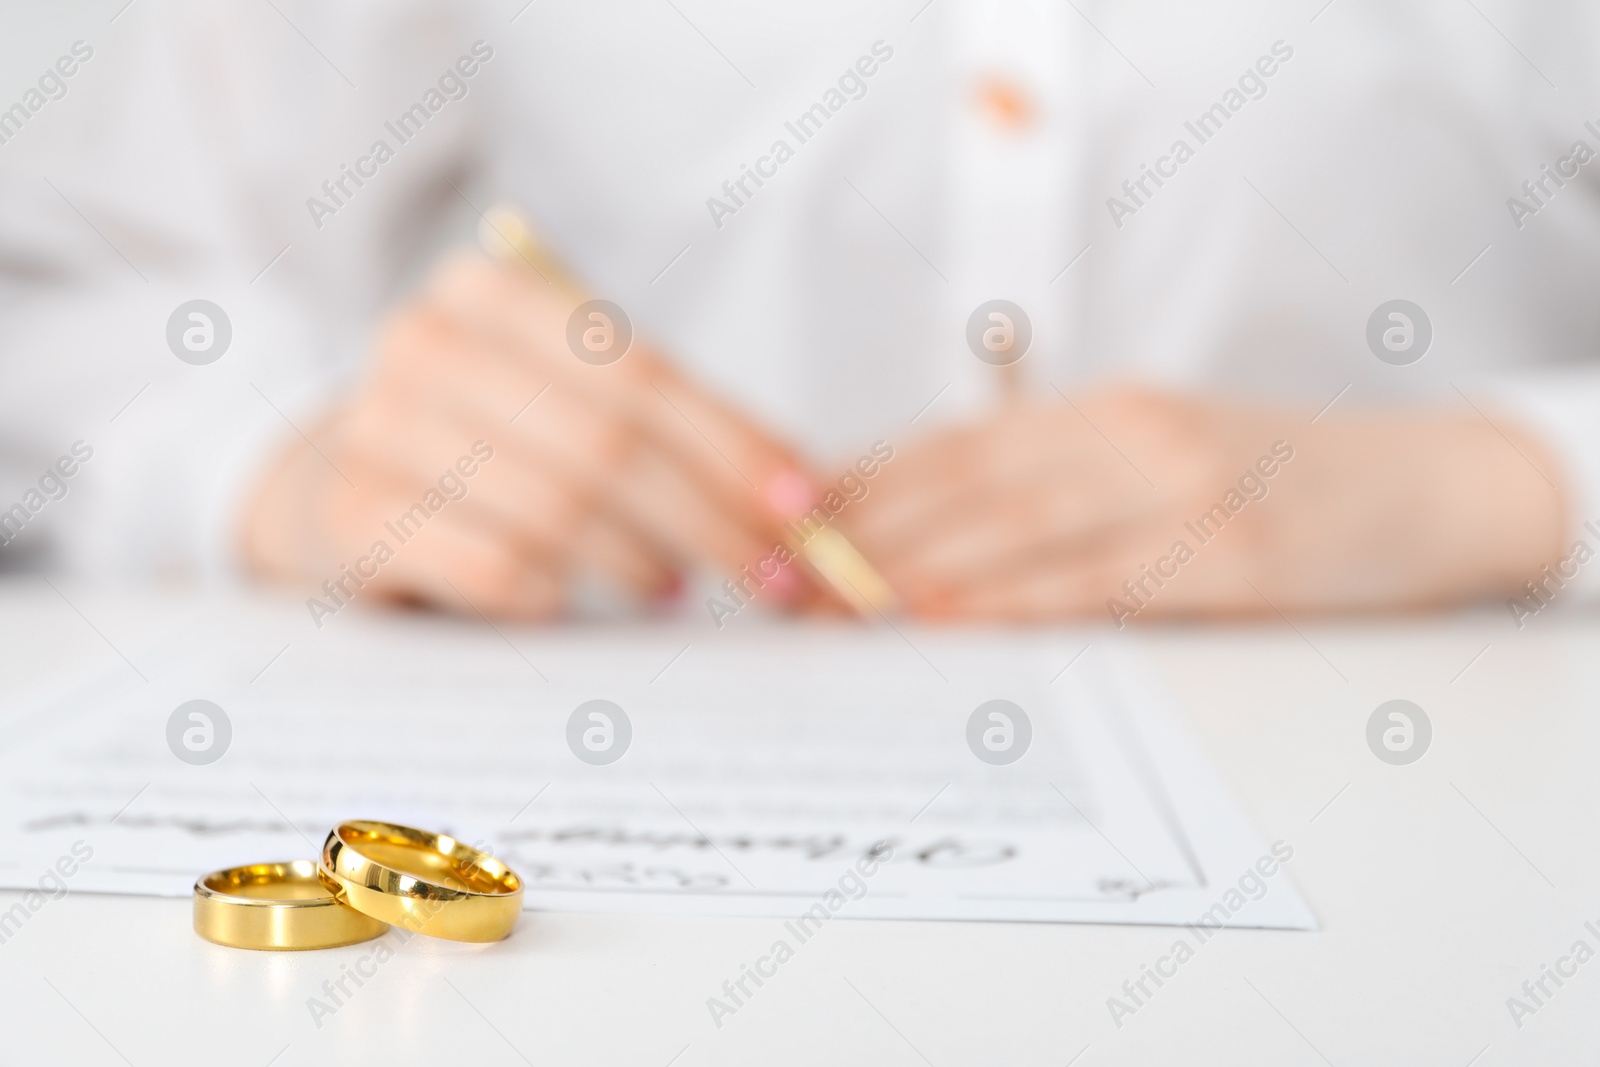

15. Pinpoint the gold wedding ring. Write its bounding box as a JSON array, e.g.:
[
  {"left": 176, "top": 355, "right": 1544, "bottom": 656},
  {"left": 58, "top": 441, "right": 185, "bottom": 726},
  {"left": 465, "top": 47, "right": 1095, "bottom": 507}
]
[
  {"left": 319, "top": 820, "right": 524, "bottom": 943},
  {"left": 193, "top": 860, "right": 389, "bottom": 951}
]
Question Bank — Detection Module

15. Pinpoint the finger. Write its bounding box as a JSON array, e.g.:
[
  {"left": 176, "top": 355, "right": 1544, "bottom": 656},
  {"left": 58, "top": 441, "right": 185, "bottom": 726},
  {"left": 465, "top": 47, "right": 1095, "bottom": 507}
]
[
  {"left": 340, "top": 382, "right": 680, "bottom": 601},
  {"left": 849, "top": 446, "right": 1162, "bottom": 604},
  {"left": 422, "top": 254, "right": 812, "bottom": 530},
  {"left": 875, "top": 473, "right": 1167, "bottom": 600},
  {"left": 448, "top": 379, "right": 779, "bottom": 591},
  {"left": 467, "top": 455, "right": 680, "bottom": 599},
  {"left": 917, "top": 527, "right": 1272, "bottom": 623},
  {"left": 913, "top": 565, "right": 1109, "bottom": 623},
  {"left": 847, "top": 409, "right": 1085, "bottom": 555},
  {"left": 911, "top": 539, "right": 1157, "bottom": 623},
  {"left": 642, "top": 360, "right": 809, "bottom": 524},
  {"left": 369, "top": 307, "right": 806, "bottom": 594},
  {"left": 357, "top": 503, "right": 567, "bottom": 621},
  {"left": 363, "top": 307, "right": 691, "bottom": 550}
]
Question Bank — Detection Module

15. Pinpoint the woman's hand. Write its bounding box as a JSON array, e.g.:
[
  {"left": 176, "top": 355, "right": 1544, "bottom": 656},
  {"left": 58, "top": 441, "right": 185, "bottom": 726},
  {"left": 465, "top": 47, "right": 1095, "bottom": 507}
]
[
  {"left": 239, "top": 253, "right": 816, "bottom": 620},
  {"left": 845, "top": 387, "right": 1567, "bottom": 623}
]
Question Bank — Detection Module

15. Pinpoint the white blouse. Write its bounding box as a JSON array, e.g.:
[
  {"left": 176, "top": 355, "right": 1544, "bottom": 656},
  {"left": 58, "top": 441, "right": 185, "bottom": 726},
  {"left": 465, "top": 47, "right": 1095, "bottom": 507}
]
[{"left": 2, "top": 0, "right": 1598, "bottom": 588}]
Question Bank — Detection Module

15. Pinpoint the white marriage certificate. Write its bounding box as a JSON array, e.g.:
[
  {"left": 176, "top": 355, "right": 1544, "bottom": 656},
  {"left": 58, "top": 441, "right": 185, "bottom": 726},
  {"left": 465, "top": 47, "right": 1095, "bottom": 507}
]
[{"left": 0, "top": 601, "right": 1313, "bottom": 930}]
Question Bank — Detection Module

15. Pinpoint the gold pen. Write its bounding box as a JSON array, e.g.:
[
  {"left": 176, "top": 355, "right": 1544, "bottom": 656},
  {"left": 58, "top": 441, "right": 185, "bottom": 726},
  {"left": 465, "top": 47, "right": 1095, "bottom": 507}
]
[{"left": 476, "top": 205, "right": 899, "bottom": 618}]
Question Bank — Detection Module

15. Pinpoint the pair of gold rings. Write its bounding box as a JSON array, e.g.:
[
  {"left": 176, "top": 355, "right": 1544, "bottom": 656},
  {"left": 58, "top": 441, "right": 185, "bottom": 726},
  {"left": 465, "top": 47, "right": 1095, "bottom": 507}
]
[{"left": 193, "top": 820, "right": 523, "bottom": 951}]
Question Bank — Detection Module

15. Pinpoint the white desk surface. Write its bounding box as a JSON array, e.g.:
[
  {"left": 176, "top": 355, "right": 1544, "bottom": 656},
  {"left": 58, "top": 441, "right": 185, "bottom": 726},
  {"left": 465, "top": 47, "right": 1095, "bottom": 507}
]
[{"left": 1, "top": 582, "right": 1594, "bottom": 1066}]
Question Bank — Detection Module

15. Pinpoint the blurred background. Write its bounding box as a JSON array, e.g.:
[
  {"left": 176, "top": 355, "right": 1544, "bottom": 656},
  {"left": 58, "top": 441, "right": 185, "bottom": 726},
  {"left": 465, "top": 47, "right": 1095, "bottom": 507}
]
[{"left": 2, "top": 0, "right": 1597, "bottom": 623}]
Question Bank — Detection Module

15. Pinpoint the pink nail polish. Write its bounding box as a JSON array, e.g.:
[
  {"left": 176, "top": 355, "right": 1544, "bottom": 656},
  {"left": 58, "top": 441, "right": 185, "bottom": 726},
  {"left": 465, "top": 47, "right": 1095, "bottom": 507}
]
[
  {"left": 651, "top": 573, "right": 685, "bottom": 605},
  {"left": 764, "top": 469, "right": 817, "bottom": 521},
  {"left": 766, "top": 560, "right": 804, "bottom": 602}
]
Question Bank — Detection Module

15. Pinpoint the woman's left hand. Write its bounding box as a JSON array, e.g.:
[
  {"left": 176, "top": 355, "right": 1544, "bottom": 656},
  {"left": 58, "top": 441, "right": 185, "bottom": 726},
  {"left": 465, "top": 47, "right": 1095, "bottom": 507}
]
[{"left": 843, "top": 387, "right": 1566, "bottom": 623}]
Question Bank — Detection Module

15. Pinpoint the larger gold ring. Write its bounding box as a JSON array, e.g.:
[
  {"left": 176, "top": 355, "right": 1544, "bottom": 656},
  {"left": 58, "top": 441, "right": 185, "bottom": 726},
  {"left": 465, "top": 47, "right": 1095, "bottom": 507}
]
[
  {"left": 193, "top": 860, "right": 389, "bottom": 950},
  {"left": 319, "top": 820, "right": 523, "bottom": 943}
]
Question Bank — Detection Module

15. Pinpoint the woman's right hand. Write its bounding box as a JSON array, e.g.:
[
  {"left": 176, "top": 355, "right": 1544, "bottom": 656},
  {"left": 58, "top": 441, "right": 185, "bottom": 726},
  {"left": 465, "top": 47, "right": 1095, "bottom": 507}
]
[{"left": 239, "top": 252, "right": 819, "bottom": 620}]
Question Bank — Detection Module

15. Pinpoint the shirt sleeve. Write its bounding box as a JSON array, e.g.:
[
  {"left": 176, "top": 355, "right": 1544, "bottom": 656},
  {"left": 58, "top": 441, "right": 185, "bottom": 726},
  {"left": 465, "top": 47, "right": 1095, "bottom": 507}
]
[
  {"left": 0, "top": 0, "right": 488, "bottom": 580},
  {"left": 1488, "top": 366, "right": 1600, "bottom": 600}
]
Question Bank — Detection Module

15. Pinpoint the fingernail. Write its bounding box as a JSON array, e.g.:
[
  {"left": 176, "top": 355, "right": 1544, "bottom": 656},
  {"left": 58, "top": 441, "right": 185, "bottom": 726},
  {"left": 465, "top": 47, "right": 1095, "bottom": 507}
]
[
  {"left": 651, "top": 572, "right": 685, "bottom": 605},
  {"left": 764, "top": 469, "right": 817, "bottom": 521},
  {"left": 766, "top": 560, "right": 805, "bottom": 603}
]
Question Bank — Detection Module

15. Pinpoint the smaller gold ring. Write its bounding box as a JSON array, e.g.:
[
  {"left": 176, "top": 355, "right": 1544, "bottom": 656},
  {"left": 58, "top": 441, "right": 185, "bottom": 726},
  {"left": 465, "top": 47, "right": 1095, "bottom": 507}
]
[
  {"left": 319, "top": 821, "right": 523, "bottom": 943},
  {"left": 193, "top": 859, "right": 389, "bottom": 951}
]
